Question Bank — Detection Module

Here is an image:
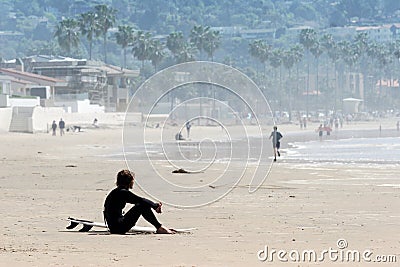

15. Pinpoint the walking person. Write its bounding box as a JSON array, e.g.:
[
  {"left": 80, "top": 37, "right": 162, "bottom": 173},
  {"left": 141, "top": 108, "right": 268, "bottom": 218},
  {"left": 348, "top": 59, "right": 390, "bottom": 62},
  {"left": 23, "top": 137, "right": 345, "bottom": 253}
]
[
  {"left": 334, "top": 118, "right": 339, "bottom": 130},
  {"left": 316, "top": 124, "right": 324, "bottom": 140},
  {"left": 269, "top": 126, "right": 283, "bottom": 162},
  {"left": 59, "top": 118, "right": 65, "bottom": 136},
  {"left": 51, "top": 120, "right": 57, "bottom": 136},
  {"left": 303, "top": 117, "right": 307, "bottom": 129},
  {"left": 185, "top": 121, "right": 192, "bottom": 139}
]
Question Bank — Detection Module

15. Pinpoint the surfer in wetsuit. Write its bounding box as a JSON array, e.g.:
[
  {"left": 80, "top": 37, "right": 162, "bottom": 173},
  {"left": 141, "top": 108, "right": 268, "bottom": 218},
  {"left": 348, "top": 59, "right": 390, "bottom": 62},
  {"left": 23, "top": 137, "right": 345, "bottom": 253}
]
[{"left": 103, "top": 169, "right": 175, "bottom": 234}]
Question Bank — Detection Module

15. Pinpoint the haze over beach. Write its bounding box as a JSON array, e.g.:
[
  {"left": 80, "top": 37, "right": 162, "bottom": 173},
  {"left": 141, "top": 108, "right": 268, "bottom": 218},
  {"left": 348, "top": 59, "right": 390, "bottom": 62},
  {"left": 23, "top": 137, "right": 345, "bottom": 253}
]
[
  {"left": 0, "top": 116, "right": 399, "bottom": 266},
  {"left": 2, "top": 0, "right": 400, "bottom": 266}
]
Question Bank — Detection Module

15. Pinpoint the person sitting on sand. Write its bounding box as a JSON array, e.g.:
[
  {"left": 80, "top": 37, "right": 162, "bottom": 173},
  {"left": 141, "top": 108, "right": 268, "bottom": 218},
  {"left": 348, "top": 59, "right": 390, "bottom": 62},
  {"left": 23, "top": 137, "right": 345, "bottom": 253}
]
[
  {"left": 175, "top": 131, "right": 185, "bottom": 140},
  {"left": 93, "top": 118, "right": 99, "bottom": 128},
  {"left": 103, "top": 169, "right": 175, "bottom": 234}
]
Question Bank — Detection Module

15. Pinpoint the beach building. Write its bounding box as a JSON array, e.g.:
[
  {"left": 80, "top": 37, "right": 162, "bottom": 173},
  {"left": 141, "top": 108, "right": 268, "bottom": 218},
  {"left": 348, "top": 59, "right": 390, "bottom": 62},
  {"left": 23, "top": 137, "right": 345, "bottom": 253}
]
[
  {"left": 0, "top": 56, "right": 140, "bottom": 112},
  {"left": 325, "top": 23, "right": 400, "bottom": 42},
  {"left": 0, "top": 67, "right": 65, "bottom": 104},
  {"left": 29, "top": 56, "right": 139, "bottom": 112},
  {"left": 0, "top": 67, "right": 67, "bottom": 132},
  {"left": 0, "top": 56, "right": 140, "bottom": 133}
]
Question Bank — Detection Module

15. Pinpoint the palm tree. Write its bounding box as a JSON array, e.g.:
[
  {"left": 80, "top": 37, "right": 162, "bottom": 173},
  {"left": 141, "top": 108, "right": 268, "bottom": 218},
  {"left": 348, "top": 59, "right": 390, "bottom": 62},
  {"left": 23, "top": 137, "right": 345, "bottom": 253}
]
[
  {"left": 310, "top": 41, "right": 323, "bottom": 108},
  {"left": 299, "top": 28, "right": 317, "bottom": 117},
  {"left": 269, "top": 48, "right": 283, "bottom": 114},
  {"left": 115, "top": 25, "right": 135, "bottom": 68},
  {"left": 132, "top": 31, "right": 152, "bottom": 69},
  {"left": 166, "top": 31, "right": 184, "bottom": 57},
  {"left": 337, "top": 40, "right": 363, "bottom": 108},
  {"left": 291, "top": 45, "right": 304, "bottom": 109},
  {"left": 282, "top": 48, "right": 296, "bottom": 121},
  {"left": 389, "top": 40, "right": 400, "bottom": 107},
  {"left": 353, "top": 32, "right": 371, "bottom": 107},
  {"left": 78, "top": 11, "right": 99, "bottom": 60},
  {"left": 339, "top": 41, "right": 361, "bottom": 97},
  {"left": 249, "top": 39, "right": 271, "bottom": 77},
  {"left": 365, "top": 41, "right": 380, "bottom": 107},
  {"left": 202, "top": 28, "right": 220, "bottom": 116},
  {"left": 320, "top": 34, "right": 335, "bottom": 104},
  {"left": 203, "top": 29, "right": 220, "bottom": 61},
  {"left": 148, "top": 38, "right": 165, "bottom": 72},
  {"left": 392, "top": 40, "right": 400, "bottom": 89},
  {"left": 176, "top": 43, "right": 197, "bottom": 63},
  {"left": 321, "top": 35, "right": 341, "bottom": 110},
  {"left": 94, "top": 4, "right": 116, "bottom": 63},
  {"left": 354, "top": 32, "right": 369, "bottom": 53},
  {"left": 392, "top": 40, "right": 400, "bottom": 62},
  {"left": 249, "top": 40, "right": 263, "bottom": 76},
  {"left": 189, "top": 25, "right": 210, "bottom": 60},
  {"left": 371, "top": 44, "right": 392, "bottom": 108},
  {"left": 54, "top": 18, "right": 80, "bottom": 56}
]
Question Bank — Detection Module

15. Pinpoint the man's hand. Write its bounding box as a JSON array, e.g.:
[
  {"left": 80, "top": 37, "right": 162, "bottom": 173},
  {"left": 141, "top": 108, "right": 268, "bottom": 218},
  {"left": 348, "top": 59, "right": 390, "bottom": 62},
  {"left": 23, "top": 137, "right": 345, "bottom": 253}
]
[{"left": 155, "top": 202, "right": 162, "bottom": 213}]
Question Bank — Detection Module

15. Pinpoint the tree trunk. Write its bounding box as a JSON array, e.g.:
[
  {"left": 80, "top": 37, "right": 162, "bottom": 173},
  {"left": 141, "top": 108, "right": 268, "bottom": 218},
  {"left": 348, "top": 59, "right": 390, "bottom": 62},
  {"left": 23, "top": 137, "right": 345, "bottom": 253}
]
[
  {"left": 123, "top": 48, "right": 127, "bottom": 69},
  {"left": 316, "top": 57, "right": 319, "bottom": 110},
  {"left": 288, "top": 68, "right": 292, "bottom": 122},
  {"left": 89, "top": 40, "right": 92, "bottom": 60},
  {"left": 334, "top": 61, "right": 338, "bottom": 111},
  {"left": 306, "top": 56, "right": 310, "bottom": 118},
  {"left": 104, "top": 35, "right": 107, "bottom": 63}
]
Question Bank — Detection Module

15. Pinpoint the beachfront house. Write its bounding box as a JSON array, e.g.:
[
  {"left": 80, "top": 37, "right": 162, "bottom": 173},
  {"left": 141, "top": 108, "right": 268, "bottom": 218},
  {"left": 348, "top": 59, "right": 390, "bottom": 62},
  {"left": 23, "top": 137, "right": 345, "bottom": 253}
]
[
  {"left": 0, "top": 56, "right": 140, "bottom": 112},
  {"left": 0, "top": 66, "right": 68, "bottom": 132},
  {"left": 0, "top": 56, "right": 140, "bottom": 132},
  {"left": 28, "top": 56, "right": 139, "bottom": 112},
  {"left": 0, "top": 67, "right": 65, "bottom": 105}
]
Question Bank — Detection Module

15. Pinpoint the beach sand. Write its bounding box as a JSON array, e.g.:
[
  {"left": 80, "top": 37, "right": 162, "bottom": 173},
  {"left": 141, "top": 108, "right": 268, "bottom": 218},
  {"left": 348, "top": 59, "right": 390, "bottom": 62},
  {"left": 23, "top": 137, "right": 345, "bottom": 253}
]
[{"left": 0, "top": 119, "right": 399, "bottom": 266}]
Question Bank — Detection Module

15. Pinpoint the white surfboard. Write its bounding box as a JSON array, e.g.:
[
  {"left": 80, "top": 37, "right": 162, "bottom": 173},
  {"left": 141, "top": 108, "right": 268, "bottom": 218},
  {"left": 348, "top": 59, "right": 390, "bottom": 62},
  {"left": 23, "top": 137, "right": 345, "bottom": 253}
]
[{"left": 66, "top": 217, "right": 195, "bottom": 233}]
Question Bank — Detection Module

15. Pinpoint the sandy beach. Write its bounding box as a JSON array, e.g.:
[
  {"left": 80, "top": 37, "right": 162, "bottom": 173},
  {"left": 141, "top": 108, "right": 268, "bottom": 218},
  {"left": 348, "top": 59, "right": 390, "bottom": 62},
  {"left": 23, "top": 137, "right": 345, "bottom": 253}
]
[{"left": 0, "top": 118, "right": 399, "bottom": 266}]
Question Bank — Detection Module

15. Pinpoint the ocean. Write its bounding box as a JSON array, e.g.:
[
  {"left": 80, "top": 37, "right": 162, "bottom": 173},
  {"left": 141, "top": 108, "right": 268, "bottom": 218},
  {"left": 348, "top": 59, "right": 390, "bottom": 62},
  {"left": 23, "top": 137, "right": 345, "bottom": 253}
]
[
  {"left": 284, "top": 136, "right": 400, "bottom": 165},
  {"left": 107, "top": 135, "right": 400, "bottom": 165},
  {"left": 100, "top": 134, "right": 400, "bottom": 206}
]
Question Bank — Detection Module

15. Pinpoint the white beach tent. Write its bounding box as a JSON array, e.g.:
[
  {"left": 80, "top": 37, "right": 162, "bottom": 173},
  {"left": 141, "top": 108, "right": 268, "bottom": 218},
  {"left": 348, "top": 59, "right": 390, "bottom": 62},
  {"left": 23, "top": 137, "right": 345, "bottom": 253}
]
[{"left": 342, "top": 98, "right": 363, "bottom": 114}]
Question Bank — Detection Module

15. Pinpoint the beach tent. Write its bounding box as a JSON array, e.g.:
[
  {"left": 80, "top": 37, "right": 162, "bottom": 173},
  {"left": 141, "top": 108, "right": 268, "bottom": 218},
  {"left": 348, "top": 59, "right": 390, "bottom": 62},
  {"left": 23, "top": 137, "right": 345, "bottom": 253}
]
[{"left": 342, "top": 98, "right": 363, "bottom": 114}]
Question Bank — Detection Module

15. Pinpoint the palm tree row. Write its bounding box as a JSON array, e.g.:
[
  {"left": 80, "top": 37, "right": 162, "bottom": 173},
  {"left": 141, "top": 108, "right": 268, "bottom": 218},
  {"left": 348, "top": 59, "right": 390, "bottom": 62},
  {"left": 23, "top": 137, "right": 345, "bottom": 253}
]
[
  {"left": 122, "top": 26, "right": 220, "bottom": 72},
  {"left": 53, "top": 4, "right": 399, "bottom": 113},
  {"left": 54, "top": 6, "right": 220, "bottom": 72},
  {"left": 54, "top": 4, "right": 116, "bottom": 63},
  {"left": 249, "top": 29, "right": 400, "bottom": 115}
]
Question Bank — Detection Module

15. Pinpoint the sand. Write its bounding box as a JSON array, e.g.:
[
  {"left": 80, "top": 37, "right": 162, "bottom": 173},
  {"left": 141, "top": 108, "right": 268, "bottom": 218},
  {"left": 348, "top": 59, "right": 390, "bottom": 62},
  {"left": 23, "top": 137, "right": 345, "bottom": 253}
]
[{"left": 0, "top": 118, "right": 399, "bottom": 266}]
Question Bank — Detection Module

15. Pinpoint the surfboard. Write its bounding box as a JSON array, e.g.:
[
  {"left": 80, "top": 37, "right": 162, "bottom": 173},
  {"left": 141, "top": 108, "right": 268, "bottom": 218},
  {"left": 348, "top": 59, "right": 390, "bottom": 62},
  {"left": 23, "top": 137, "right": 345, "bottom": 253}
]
[{"left": 66, "top": 217, "right": 195, "bottom": 233}]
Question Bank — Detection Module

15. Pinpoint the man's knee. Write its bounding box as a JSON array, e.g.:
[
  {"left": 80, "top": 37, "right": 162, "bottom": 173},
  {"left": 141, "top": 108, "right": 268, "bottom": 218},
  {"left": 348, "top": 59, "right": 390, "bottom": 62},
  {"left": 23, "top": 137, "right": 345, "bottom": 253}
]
[{"left": 125, "top": 203, "right": 151, "bottom": 217}]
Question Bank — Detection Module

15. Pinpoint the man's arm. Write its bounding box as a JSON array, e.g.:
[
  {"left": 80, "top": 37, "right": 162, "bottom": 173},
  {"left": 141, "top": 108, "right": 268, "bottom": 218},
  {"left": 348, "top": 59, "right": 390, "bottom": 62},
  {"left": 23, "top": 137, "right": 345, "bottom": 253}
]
[{"left": 126, "top": 190, "right": 159, "bottom": 209}]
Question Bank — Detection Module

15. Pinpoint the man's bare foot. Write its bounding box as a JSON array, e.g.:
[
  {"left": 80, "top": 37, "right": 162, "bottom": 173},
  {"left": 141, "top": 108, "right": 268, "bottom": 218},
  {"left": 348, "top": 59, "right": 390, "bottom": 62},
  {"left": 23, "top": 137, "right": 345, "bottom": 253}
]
[{"left": 156, "top": 226, "right": 176, "bottom": 234}]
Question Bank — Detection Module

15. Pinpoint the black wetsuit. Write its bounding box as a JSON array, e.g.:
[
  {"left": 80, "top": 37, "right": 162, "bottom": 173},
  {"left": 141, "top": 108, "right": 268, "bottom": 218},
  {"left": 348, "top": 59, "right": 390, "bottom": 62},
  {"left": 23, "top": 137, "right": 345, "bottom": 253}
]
[{"left": 103, "top": 187, "right": 161, "bottom": 234}]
